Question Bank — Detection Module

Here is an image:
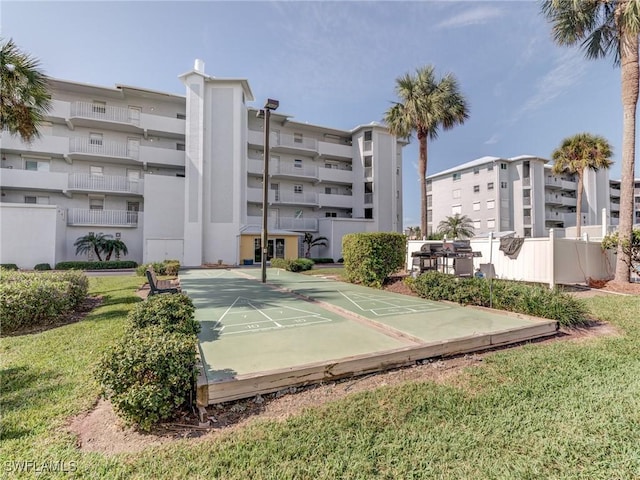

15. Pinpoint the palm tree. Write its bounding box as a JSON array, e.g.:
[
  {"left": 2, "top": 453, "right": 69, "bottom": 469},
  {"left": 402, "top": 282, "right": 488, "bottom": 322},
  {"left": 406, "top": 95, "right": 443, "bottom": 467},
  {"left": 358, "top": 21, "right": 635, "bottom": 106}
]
[
  {"left": 385, "top": 65, "right": 469, "bottom": 236},
  {"left": 303, "top": 233, "right": 328, "bottom": 258},
  {"left": 73, "top": 233, "right": 111, "bottom": 262},
  {"left": 437, "top": 214, "right": 475, "bottom": 239},
  {"left": 103, "top": 238, "right": 129, "bottom": 261},
  {"left": 551, "top": 133, "right": 613, "bottom": 238},
  {"left": 0, "top": 38, "right": 51, "bottom": 142},
  {"left": 541, "top": 1, "right": 639, "bottom": 283}
]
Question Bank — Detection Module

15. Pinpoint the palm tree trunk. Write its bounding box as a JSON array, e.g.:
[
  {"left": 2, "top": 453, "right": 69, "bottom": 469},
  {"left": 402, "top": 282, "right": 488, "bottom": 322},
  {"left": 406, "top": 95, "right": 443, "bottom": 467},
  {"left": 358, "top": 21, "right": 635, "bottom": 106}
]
[
  {"left": 418, "top": 131, "right": 428, "bottom": 237},
  {"left": 576, "top": 172, "right": 583, "bottom": 238},
  {"left": 614, "top": 29, "right": 638, "bottom": 283},
  {"left": 93, "top": 246, "right": 103, "bottom": 262}
]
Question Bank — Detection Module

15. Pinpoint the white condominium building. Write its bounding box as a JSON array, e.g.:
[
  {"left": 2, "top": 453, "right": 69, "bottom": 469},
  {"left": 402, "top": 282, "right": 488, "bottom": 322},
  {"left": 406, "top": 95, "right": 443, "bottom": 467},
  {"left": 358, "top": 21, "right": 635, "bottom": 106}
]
[
  {"left": 426, "top": 155, "right": 621, "bottom": 238},
  {"left": 0, "top": 60, "right": 404, "bottom": 268}
]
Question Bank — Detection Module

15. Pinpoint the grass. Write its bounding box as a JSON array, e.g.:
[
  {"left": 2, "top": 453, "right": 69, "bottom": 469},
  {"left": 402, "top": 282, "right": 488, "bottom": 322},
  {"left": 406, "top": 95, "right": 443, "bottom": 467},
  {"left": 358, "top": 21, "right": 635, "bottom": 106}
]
[{"left": 2, "top": 277, "right": 640, "bottom": 479}]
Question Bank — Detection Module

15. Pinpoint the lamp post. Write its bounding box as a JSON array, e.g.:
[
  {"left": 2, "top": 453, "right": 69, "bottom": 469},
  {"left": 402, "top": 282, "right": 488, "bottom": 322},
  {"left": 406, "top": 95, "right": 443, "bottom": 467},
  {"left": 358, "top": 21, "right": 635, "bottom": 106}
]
[{"left": 260, "top": 98, "right": 279, "bottom": 283}]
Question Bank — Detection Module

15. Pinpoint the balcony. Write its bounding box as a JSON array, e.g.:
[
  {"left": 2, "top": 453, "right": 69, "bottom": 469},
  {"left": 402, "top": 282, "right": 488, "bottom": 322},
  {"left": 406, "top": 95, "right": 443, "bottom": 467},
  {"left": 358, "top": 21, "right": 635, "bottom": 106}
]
[
  {"left": 271, "top": 133, "right": 318, "bottom": 155},
  {"left": 138, "top": 145, "right": 184, "bottom": 168},
  {"left": 246, "top": 215, "right": 318, "bottom": 232},
  {"left": 318, "top": 192, "right": 354, "bottom": 209},
  {"left": 247, "top": 159, "right": 263, "bottom": 176},
  {"left": 1, "top": 132, "right": 69, "bottom": 156},
  {"left": 140, "top": 113, "right": 184, "bottom": 138},
  {"left": 271, "top": 162, "right": 318, "bottom": 180},
  {"left": 318, "top": 166, "right": 353, "bottom": 184},
  {"left": 0, "top": 168, "right": 67, "bottom": 192},
  {"left": 317, "top": 140, "right": 352, "bottom": 159},
  {"left": 247, "top": 129, "right": 264, "bottom": 148},
  {"left": 545, "top": 193, "right": 562, "bottom": 205},
  {"left": 67, "top": 173, "right": 144, "bottom": 195},
  {"left": 67, "top": 208, "right": 140, "bottom": 227},
  {"left": 610, "top": 201, "right": 620, "bottom": 212},
  {"left": 560, "top": 196, "right": 577, "bottom": 207},
  {"left": 67, "top": 102, "right": 142, "bottom": 134},
  {"left": 273, "top": 191, "right": 318, "bottom": 206},
  {"left": 610, "top": 186, "right": 621, "bottom": 197},
  {"left": 68, "top": 138, "right": 133, "bottom": 161}
]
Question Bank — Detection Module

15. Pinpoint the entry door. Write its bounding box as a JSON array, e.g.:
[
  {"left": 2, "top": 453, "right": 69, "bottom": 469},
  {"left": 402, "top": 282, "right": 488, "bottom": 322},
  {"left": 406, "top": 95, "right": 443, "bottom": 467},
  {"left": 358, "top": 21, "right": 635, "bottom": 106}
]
[
  {"left": 128, "top": 106, "right": 142, "bottom": 124},
  {"left": 270, "top": 183, "right": 280, "bottom": 202},
  {"left": 275, "top": 238, "right": 285, "bottom": 259},
  {"left": 271, "top": 129, "right": 280, "bottom": 146},
  {"left": 127, "top": 138, "right": 140, "bottom": 160}
]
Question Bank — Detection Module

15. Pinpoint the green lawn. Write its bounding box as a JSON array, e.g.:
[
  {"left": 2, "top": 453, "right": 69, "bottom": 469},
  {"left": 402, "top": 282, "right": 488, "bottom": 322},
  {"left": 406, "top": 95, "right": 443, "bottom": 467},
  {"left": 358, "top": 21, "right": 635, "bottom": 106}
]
[{"left": 2, "top": 277, "right": 639, "bottom": 479}]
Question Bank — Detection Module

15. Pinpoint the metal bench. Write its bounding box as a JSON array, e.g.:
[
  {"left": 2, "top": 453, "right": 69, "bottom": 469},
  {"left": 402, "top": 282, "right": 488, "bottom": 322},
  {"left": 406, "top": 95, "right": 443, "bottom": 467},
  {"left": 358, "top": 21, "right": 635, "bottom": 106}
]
[{"left": 145, "top": 267, "right": 180, "bottom": 296}]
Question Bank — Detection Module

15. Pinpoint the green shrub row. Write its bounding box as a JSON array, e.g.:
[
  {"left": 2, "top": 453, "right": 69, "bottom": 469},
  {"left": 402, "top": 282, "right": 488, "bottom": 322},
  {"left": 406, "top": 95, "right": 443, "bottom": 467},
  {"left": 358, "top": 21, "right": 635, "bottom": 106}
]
[
  {"left": 270, "top": 258, "right": 315, "bottom": 272},
  {"left": 407, "top": 271, "right": 589, "bottom": 327},
  {"left": 55, "top": 260, "right": 138, "bottom": 270},
  {"left": 136, "top": 260, "right": 181, "bottom": 277},
  {"left": 97, "top": 293, "right": 199, "bottom": 431},
  {"left": 342, "top": 232, "right": 406, "bottom": 288},
  {"left": 0, "top": 264, "right": 18, "bottom": 270},
  {"left": 34, "top": 263, "right": 52, "bottom": 270},
  {"left": 0, "top": 270, "right": 89, "bottom": 333}
]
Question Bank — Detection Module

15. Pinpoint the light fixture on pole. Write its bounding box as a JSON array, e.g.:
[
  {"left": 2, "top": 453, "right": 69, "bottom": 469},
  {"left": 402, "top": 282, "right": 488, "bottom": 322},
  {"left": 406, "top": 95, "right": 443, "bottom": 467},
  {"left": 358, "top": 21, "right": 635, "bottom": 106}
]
[{"left": 260, "top": 98, "right": 279, "bottom": 283}]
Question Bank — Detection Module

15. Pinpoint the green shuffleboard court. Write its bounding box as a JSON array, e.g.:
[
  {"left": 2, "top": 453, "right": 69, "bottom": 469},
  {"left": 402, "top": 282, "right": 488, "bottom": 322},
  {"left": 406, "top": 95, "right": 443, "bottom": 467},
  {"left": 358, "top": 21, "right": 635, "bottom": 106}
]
[{"left": 179, "top": 268, "right": 558, "bottom": 404}]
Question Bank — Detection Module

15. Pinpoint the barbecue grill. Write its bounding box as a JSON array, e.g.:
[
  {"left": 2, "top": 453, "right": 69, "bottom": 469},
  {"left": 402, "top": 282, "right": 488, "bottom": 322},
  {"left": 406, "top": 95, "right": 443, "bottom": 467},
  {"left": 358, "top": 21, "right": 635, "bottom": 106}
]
[{"left": 411, "top": 240, "right": 481, "bottom": 277}]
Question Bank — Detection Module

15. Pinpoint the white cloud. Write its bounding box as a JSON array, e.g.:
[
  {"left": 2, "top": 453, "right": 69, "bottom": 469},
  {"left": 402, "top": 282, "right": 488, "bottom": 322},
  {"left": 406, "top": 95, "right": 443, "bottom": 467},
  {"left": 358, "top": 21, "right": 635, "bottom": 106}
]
[
  {"left": 484, "top": 133, "right": 500, "bottom": 145},
  {"left": 436, "top": 6, "right": 504, "bottom": 29}
]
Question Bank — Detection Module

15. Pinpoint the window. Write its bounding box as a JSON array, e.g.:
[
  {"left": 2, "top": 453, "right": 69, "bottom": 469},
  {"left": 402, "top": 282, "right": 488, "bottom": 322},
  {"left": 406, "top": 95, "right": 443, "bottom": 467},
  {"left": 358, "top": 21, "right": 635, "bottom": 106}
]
[
  {"left": 92, "top": 101, "right": 106, "bottom": 114},
  {"left": 473, "top": 167, "right": 480, "bottom": 175},
  {"left": 473, "top": 202, "right": 480, "bottom": 211},
  {"left": 487, "top": 182, "right": 494, "bottom": 190},
  {"left": 524, "top": 228, "right": 532, "bottom": 237},
  {"left": 25, "top": 195, "right": 49, "bottom": 204},
  {"left": 24, "top": 196, "right": 37, "bottom": 204},
  {"left": 89, "top": 132, "right": 103, "bottom": 146},
  {"left": 364, "top": 155, "right": 372, "bottom": 168},
  {"left": 364, "top": 207, "right": 373, "bottom": 219},
  {"left": 426, "top": 179, "right": 432, "bottom": 192},
  {"left": 487, "top": 164, "right": 494, "bottom": 171},
  {"left": 500, "top": 163, "right": 507, "bottom": 170},
  {"left": 176, "top": 113, "right": 186, "bottom": 120},
  {"left": 25, "top": 159, "right": 49, "bottom": 172},
  {"left": 177, "top": 143, "right": 185, "bottom": 151},
  {"left": 325, "top": 187, "right": 334, "bottom": 194},
  {"left": 294, "top": 132, "right": 303, "bottom": 144},
  {"left": 364, "top": 131, "right": 372, "bottom": 141},
  {"left": 473, "top": 185, "right": 480, "bottom": 193},
  {"left": 487, "top": 219, "right": 495, "bottom": 229},
  {"left": 90, "top": 166, "right": 103, "bottom": 176},
  {"left": 453, "top": 189, "right": 461, "bottom": 199},
  {"left": 294, "top": 184, "right": 303, "bottom": 194},
  {"left": 452, "top": 205, "right": 462, "bottom": 215},
  {"left": 453, "top": 172, "right": 461, "bottom": 181},
  {"left": 325, "top": 162, "right": 337, "bottom": 169},
  {"left": 501, "top": 181, "right": 508, "bottom": 189},
  {"left": 325, "top": 212, "right": 337, "bottom": 218},
  {"left": 473, "top": 219, "right": 481, "bottom": 230},
  {"left": 89, "top": 198, "right": 104, "bottom": 210},
  {"left": 294, "top": 159, "right": 302, "bottom": 168},
  {"left": 294, "top": 210, "right": 303, "bottom": 218},
  {"left": 487, "top": 200, "right": 495, "bottom": 209},
  {"left": 427, "top": 195, "right": 432, "bottom": 207}
]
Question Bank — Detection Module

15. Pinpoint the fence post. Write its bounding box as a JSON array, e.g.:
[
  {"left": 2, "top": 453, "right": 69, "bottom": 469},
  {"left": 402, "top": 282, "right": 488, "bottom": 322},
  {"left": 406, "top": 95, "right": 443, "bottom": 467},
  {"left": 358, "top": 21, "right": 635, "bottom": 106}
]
[{"left": 548, "top": 228, "right": 555, "bottom": 289}]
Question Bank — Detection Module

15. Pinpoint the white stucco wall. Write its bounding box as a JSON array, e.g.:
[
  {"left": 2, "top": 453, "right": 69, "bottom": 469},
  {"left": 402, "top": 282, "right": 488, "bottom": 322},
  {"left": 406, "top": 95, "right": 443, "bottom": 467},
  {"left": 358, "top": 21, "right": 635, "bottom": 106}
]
[
  {"left": 0, "top": 204, "right": 58, "bottom": 269},
  {"left": 143, "top": 174, "right": 185, "bottom": 263}
]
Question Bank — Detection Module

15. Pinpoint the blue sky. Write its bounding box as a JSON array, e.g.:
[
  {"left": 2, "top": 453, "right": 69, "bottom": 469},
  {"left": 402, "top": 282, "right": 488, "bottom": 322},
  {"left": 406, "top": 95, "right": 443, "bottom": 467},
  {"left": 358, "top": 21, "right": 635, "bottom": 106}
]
[{"left": 2, "top": 1, "right": 635, "bottom": 228}]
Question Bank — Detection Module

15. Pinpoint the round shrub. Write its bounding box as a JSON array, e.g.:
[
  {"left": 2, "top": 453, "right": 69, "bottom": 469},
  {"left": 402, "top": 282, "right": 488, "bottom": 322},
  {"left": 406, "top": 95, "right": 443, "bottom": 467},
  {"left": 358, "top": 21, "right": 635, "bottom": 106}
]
[
  {"left": 342, "top": 232, "right": 406, "bottom": 288},
  {"left": 34, "top": 263, "right": 52, "bottom": 271},
  {"left": 96, "top": 326, "right": 198, "bottom": 431},
  {"left": 0, "top": 264, "right": 18, "bottom": 271},
  {"left": 127, "top": 293, "right": 199, "bottom": 336}
]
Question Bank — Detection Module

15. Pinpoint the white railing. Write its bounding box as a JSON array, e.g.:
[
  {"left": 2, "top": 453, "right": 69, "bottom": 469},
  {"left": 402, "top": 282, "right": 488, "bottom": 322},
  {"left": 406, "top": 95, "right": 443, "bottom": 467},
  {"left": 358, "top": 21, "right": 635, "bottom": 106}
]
[
  {"left": 273, "top": 191, "right": 318, "bottom": 205},
  {"left": 70, "top": 102, "right": 138, "bottom": 125},
  {"left": 277, "top": 217, "right": 318, "bottom": 231},
  {"left": 67, "top": 208, "right": 139, "bottom": 226},
  {"left": 69, "top": 137, "right": 132, "bottom": 158},
  {"left": 273, "top": 133, "right": 318, "bottom": 151},
  {"left": 272, "top": 163, "right": 318, "bottom": 178},
  {"left": 545, "top": 193, "right": 561, "bottom": 204},
  {"left": 364, "top": 193, "right": 373, "bottom": 204},
  {"left": 364, "top": 166, "right": 373, "bottom": 178},
  {"left": 68, "top": 173, "right": 143, "bottom": 194}
]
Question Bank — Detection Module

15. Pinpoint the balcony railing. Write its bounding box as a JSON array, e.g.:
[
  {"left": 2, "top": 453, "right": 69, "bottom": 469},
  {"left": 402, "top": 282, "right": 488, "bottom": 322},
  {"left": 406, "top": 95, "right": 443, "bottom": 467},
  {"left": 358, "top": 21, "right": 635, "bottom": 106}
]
[
  {"left": 67, "top": 208, "right": 139, "bottom": 227},
  {"left": 69, "top": 137, "right": 132, "bottom": 159},
  {"left": 272, "top": 163, "right": 318, "bottom": 178},
  {"left": 273, "top": 191, "right": 318, "bottom": 205},
  {"left": 246, "top": 216, "right": 318, "bottom": 231},
  {"left": 364, "top": 193, "right": 373, "bottom": 204},
  {"left": 70, "top": 102, "right": 139, "bottom": 125},
  {"left": 68, "top": 173, "right": 143, "bottom": 195},
  {"left": 273, "top": 133, "right": 318, "bottom": 151},
  {"left": 364, "top": 166, "right": 373, "bottom": 178}
]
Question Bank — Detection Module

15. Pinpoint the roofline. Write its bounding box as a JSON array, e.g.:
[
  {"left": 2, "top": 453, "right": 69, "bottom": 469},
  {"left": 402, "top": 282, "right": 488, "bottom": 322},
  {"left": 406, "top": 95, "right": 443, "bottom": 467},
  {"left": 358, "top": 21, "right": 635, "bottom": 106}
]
[
  {"left": 47, "top": 77, "right": 184, "bottom": 100},
  {"left": 178, "top": 69, "right": 254, "bottom": 102}
]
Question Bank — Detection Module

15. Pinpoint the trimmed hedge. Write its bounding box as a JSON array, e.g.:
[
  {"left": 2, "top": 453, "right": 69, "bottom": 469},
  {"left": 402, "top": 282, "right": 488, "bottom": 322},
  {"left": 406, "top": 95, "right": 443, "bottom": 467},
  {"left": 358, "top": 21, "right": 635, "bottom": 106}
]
[
  {"left": 136, "top": 260, "right": 181, "bottom": 277},
  {"left": 127, "top": 293, "right": 199, "bottom": 336},
  {"left": 342, "top": 232, "right": 406, "bottom": 288},
  {"left": 0, "top": 270, "right": 89, "bottom": 333},
  {"left": 96, "top": 326, "right": 198, "bottom": 431},
  {"left": 34, "top": 263, "right": 52, "bottom": 271},
  {"left": 0, "top": 264, "right": 18, "bottom": 271},
  {"left": 55, "top": 260, "right": 138, "bottom": 270},
  {"left": 271, "top": 258, "right": 315, "bottom": 272},
  {"left": 407, "top": 271, "right": 588, "bottom": 327},
  {"left": 310, "top": 258, "right": 334, "bottom": 264}
]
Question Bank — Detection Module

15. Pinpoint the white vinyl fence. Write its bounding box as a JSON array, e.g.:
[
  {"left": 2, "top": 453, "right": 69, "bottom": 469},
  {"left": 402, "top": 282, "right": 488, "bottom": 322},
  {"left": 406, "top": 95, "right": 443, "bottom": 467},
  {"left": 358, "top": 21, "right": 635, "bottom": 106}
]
[{"left": 407, "top": 229, "right": 616, "bottom": 288}]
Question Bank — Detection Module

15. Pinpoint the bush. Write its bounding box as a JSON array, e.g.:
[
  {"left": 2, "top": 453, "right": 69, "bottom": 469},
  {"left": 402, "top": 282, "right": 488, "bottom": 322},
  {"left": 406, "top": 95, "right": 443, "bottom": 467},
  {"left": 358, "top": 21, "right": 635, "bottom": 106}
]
[
  {"left": 408, "top": 271, "right": 588, "bottom": 327},
  {"left": 34, "top": 263, "right": 52, "bottom": 271},
  {"left": 96, "top": 326, "right": 198, "bottom": 431},
  {"left": 127, "top": 293, "right": 199, "bottom": 336},
  {"left": 136, "top": 260, "right": 181, "bottom": 277},
  {"left": 55, "top": 260, "right": 137, "bottom": 270},
  {"left": 270, "top": 258, "right": 315, "bottom": 272},
  {"left": 342, "top": 232, "right": 406, "bottom": 288},
  {"left": 0, "top": 264, "right": 18, "bottom": 270},
  {"left": 310, "top": 258, "right": 334, "bottom": 264}
]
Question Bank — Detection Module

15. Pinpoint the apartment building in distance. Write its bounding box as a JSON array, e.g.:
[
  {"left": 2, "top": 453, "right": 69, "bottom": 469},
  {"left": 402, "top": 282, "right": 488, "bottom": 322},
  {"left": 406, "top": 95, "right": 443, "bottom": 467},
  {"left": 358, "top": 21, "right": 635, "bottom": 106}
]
[
  {"left": 0, "top": 60, "right": 404, "bottom": 268},
  {"left": 426, "top": 155, "right": 623, "bottom": 238},
  {"left": 609, "top": 178, "right": 640, "bottom": 226}
]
